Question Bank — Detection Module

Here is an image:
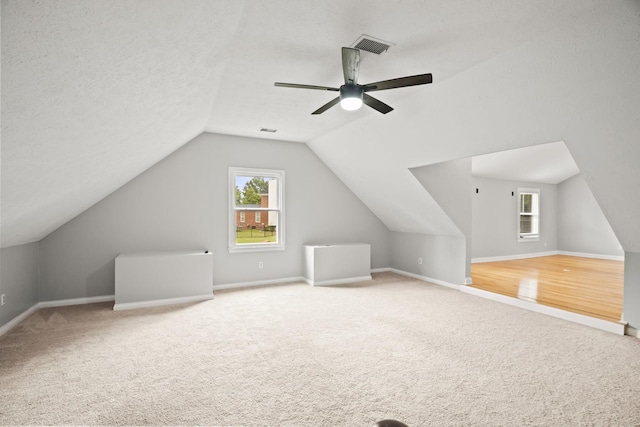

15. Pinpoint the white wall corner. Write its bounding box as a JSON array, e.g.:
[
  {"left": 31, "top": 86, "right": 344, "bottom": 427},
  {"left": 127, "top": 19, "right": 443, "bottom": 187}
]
[
  {"left": 625, "top": 325, "right": 639, "bottom": 339},
  {"left": 0, "top": 303, "right": 40, "bottom": 338},
  {"left": 1, "top": 296, "right": 116, "bottom": 337}
]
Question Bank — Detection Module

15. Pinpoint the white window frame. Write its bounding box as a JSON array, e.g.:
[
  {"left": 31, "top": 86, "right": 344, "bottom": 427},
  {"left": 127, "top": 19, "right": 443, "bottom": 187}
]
[
  {"left": 229, "top": 167, "right": 285, "bottom": 253},
  {"left": 517, "top": 187, "right": 540, "bottom": 242},
  {"left": 255, "top": 211, "right": 261, "bottom": 223},
  {"left": 240, "top": 211, "right": 245, "bottom": 223}
]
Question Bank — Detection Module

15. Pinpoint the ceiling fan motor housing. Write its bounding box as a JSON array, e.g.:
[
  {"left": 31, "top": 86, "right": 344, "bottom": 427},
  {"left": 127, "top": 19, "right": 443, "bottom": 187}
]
[{"left": 339, "top": 84, "right": 363, "bottom": 110}]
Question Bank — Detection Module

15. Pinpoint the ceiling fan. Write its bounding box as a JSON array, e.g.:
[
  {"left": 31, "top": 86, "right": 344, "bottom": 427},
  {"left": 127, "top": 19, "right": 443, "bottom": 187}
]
[{"left": 275, "top": 47, "right": 432, "bottom": 115}]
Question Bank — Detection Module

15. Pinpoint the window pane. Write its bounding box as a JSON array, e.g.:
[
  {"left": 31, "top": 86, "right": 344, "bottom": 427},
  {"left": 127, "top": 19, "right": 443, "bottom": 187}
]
[
  {"left": 520, "top": 193, "right": 532, "bottom": 213},
  {"left": 235, "top": 176, "right": 275, "bottom": 206},
  {"left": 229, "top": 167, "right": 284, "bottom": 253},
  {"left": 235, "top": 212, "right": 278, "bottom": 245},
  {"left": 517, "top": 188, "right": 540, "bottom": 241},
  {"left": 234, "top": 175, "right": 279, "bottom": 245}
]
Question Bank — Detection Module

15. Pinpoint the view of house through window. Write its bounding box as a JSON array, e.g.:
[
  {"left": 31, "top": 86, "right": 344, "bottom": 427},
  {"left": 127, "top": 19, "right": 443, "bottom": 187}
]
[
  {"left": 518, "top": 188, "right": 540, "bottom": 241},
  {"left": 229, "top": 167, "right": 284, "bottom": 252}
]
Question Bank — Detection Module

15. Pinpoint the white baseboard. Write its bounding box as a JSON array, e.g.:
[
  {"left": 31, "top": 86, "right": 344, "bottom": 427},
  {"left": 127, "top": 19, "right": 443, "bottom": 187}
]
[
  {"left": 0, "top": 303, "right": 40, "bottom": 337},
  {"left": 472, "top": 251, "right": 558, "bottom": 263},
  {"left": 113, "top": 294, "right": 213, "bottom": 311},
  {"left": 212, "top": 276, "right": 304, "bottom": 291},
  {"left": 464, "top": 277, "right": 473, "bottom": 285},
  {"left": 472, "top": 250, "right": 624, "bottom": 263},
  {"left": 390, "top": 268, "right": 461, "bottom": 290},
  {"left": 304, "top": 275, "right": 372, "bottom": 287},
  {"left": 371, "top": 267, "right": 391, "bottom": 274},
  {"left": 557, "top": 251, "right": 624, "bottom": 261},
  {"left": 0, "top": 295, "right": 115, "bottom": 337},
  {"left": 461, "top": 286, "right": 626, "bottom": 335},
  {"left": 39, "top": 295, "right": 115, "bottom": 308}
]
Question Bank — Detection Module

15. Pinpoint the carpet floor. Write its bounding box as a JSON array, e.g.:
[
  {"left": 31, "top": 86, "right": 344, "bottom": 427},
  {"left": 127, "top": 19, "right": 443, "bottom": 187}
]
[{"left": 1, "top": 272, "right": 640, "bottom": 426}]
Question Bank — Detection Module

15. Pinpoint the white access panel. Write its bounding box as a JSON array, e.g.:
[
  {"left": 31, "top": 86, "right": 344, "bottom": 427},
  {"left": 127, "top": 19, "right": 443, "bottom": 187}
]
[
  {"left": 303, "top": 243, "right": 371, "bottom": 286},
  {"left": 114, "top": 251, "right": 214, "bottom": 310}
]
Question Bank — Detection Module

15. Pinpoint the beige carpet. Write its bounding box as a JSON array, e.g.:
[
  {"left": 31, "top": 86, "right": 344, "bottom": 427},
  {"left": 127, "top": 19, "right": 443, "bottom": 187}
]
[{"left": 1, "top": 272, "right": 640, "bottom": 426}]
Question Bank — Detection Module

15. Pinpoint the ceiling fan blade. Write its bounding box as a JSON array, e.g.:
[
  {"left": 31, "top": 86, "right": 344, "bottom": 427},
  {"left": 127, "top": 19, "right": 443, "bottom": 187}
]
[
  {"left": 311, "top": 97, "right": 341, "bottom": 115},
  {"left": 342, "top": 47, "right": 360, "bottom": 84},
  {"left": 362, "top": 73, "right": 433, "bottom": 92},
  {"left": 363, "top": 93, "right": 393, "bottom": 114},
  {"left": 275, "top": 82, "right": 339, "bottom": 91}
]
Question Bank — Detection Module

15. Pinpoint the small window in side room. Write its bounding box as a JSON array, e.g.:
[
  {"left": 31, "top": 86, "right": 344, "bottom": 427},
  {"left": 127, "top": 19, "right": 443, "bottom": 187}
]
[
  {"left": 517, "top": 188, "right": 540, "bottom": 242},
  {"left": 229, "top": 167, "right": 285, "bottom": 253}
]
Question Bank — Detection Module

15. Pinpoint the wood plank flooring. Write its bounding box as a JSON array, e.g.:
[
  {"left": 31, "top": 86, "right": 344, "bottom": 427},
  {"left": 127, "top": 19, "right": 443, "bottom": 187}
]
[{"left": 470, "top": 255, "right": 624, "bottom": 322}]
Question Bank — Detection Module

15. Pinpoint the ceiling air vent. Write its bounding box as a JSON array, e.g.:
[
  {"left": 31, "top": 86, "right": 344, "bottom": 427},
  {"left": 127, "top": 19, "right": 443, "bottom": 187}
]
[{"left": 351, "top": 35, "right": 394, "bottom": 55}]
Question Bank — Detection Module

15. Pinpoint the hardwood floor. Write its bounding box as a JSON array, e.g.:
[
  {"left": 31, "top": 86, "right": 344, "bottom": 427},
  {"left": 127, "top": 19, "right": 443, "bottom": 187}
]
[{"left": 470, "top": 255, "right": 624, "bottom": 322}]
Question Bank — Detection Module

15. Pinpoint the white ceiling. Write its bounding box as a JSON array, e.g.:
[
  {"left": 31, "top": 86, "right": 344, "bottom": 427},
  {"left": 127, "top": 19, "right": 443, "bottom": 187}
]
[
  {"left": 1, "top": 0, "right": 627, "bottom": 247},
  {"left": 472, "top": 141, "right": 580, "bottom": 184}
]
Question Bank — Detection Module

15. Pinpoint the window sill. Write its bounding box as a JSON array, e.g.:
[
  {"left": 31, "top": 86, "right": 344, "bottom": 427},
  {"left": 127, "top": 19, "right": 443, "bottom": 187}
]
[{"left": 228, "top": 244, "right": 286, "bottom": 254}]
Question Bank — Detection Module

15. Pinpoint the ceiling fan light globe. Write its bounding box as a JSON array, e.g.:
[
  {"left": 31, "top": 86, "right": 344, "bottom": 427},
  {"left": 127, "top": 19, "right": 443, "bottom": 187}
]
[
  {"left": 340, "top": 97, "right": 363, "bottom": 111},
  {"left": 339, "top": 84, "right": 363, "bottom": 111}
]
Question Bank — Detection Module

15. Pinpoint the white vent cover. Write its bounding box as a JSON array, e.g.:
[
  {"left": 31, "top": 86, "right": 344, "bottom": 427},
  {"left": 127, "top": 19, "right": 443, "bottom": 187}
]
[{"left": 351, "top": 35, "right": 394, "bottom": 55}]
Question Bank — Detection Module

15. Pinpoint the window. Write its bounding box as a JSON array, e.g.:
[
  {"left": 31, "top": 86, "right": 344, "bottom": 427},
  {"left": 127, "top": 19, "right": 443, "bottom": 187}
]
[
  {"left": 229, "top": 167, "right": 285, "bottom": 253},
  {"left": 517, "top": 188, "right": 540, "bottom": 241}
]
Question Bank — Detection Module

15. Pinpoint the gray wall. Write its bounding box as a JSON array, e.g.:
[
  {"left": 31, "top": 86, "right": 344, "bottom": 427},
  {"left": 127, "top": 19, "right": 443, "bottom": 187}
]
[
  {"left": 472, "top": 177, "right": 558, "bottom": 259},
  {"left": 0, "top": 243, "right": 39, "bottom": 327},
  {"left": 38, "top": 133, "right": 391, "bottom": 300},
  {"left": 411, "top": 158, "right": 472, "bottom": 278},
  {"left": 557, "top": 174, "right": 623, "bottom": 257},
  {"left": 390, "top": 232, "right": 466, "bottom": 286}
]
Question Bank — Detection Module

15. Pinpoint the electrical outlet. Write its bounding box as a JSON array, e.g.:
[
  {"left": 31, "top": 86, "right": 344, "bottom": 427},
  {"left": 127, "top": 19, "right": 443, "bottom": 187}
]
[
  {"left": 1, "top": 294, "right": 5, "bottom": 306},
  {"left": 418, "top": 258, "right": 422, "bottom": 265},
  {"left": 258, "top": 261, "right": 264, "bottom": 269}
]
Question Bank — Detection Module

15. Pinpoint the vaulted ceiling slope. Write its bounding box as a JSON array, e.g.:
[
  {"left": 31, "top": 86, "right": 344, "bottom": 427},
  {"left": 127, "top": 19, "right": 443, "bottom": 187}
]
[
  {"left": 1, "top": 0, "right": 247, "bottom": 247},
  {"left": 2, "top": 1, "right": 638, "bottom": 249},
  {"left": 309, "top": 1, "right": 640, "bottom": 251}
]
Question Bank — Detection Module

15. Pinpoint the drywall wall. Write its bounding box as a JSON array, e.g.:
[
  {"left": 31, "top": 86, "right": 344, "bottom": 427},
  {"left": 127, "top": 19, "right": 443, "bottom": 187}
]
[
  {"left": 472, "top": 177, "right": 557, "bottom": 259},
  {"left": 0, "top": 243, "right": 39, "bottom": 328},
  {"left": 38, "top": 133, "right": 390, "bottom": 300},
  {"left": 624, "top": 252, "right": 640, "bottom": 329},
  {"left": 390, "top": 232, "right": 465, "bottom": 287},
  {"left": 557, "top": 174, "right": 623, "bottom": 258},
  {"left": 411, "top": 158, "right": 472, "bottom": 277}
]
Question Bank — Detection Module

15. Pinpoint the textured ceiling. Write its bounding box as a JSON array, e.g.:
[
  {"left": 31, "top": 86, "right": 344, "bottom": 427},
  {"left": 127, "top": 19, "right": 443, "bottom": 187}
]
[{"left": 1, "top": 0, "right": 626, "bottom": 248}]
